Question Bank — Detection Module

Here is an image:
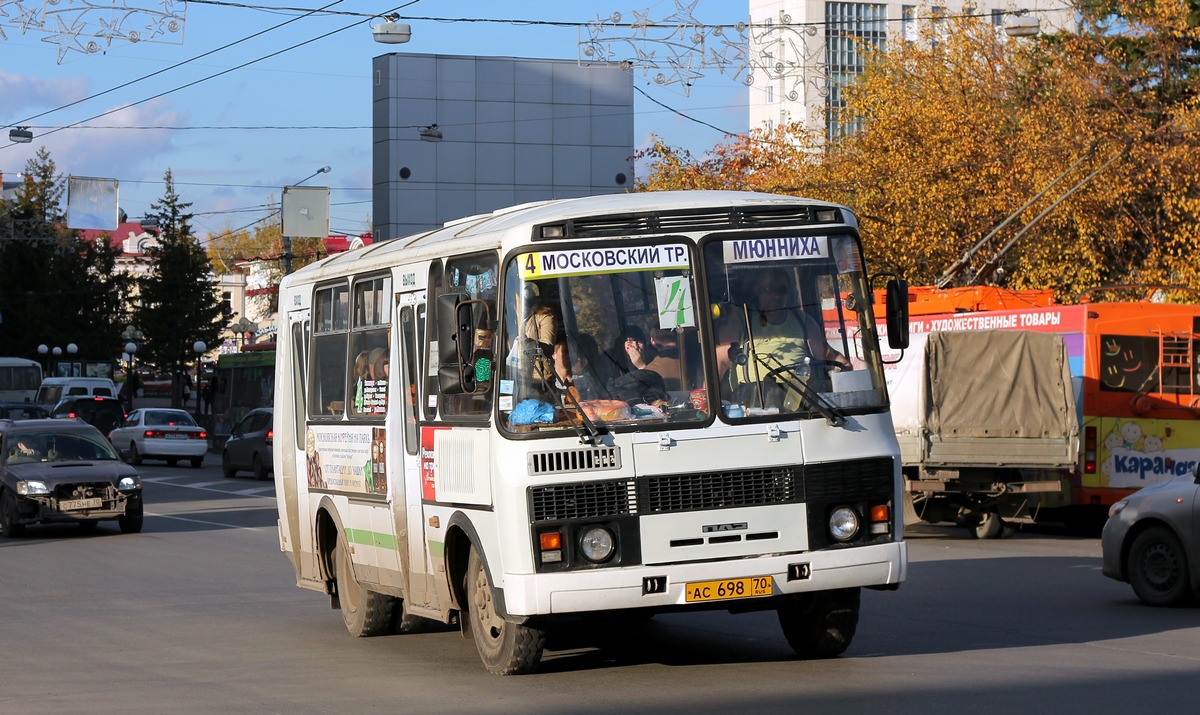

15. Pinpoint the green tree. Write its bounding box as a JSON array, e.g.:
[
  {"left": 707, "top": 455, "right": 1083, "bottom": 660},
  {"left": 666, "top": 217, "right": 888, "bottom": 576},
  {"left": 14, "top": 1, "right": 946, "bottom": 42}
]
[
  {"left": 135, "top": 169, "right": 232, "bottom": 406},
  {"left": 0, "top": 148, "right": 132, "bottom": 365}
]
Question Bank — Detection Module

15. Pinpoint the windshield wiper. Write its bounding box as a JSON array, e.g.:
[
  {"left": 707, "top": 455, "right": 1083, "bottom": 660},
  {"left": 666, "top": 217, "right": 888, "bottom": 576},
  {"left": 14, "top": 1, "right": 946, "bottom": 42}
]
[
  {"left": 758, "top": 355, "right": 848, "bottom": 427},
  {"left": 526, "top": 343, "right": 604, "bottom": 445}
]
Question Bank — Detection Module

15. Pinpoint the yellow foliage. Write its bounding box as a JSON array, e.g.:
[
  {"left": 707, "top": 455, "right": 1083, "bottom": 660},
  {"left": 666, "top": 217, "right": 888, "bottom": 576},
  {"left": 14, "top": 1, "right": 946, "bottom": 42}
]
[{"left": 638, "top": 9, "right": 1200, "bottom": 302}]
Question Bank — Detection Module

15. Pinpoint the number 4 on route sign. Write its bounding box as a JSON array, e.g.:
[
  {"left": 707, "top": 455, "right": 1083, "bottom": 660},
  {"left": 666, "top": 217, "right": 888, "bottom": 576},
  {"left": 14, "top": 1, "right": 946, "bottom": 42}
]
[{"left": 655, "top": 276, "right": 695, "bottom": 329}]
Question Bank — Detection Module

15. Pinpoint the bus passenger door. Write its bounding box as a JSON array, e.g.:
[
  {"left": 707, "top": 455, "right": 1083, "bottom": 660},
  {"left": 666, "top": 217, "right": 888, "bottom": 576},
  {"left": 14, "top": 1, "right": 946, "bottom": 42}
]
[
  {"left": 394, "top": 291, "right": 435, "bottom": 608},
  {"left": 281, "top": 309, "right": 319, "bottom": 583}
]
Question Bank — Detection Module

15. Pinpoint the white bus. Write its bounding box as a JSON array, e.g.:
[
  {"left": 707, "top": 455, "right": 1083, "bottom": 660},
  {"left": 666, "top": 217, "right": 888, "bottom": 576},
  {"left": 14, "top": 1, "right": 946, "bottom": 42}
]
[
  {"left": 273, "top": 190, "right": 911, "bottom": 674},
  {"left": 0, "top": 358, "right": 43, "bottom": 403}
]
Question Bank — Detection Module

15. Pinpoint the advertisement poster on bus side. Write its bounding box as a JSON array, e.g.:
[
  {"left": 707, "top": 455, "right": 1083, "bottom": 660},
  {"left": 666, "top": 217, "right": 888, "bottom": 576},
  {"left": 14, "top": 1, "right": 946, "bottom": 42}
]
[
  {"left": 1094, "top": 417, "right": 1200, "bottom": 490},
  {"left": 420, "top": 426, "right": 450, "bottom": 501},
  {"left": 305, "top": 426, "right": 388, "bottom": 496}
]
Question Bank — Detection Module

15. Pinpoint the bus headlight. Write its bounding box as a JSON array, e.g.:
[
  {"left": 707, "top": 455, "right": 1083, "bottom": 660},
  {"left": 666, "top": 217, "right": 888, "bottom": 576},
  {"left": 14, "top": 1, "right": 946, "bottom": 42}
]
[
  {"left": 829, "top": 506, "right": 859, "bottom": 542},
  {"left": 579, "top": 526, "right": 615, "bottom": 563}
]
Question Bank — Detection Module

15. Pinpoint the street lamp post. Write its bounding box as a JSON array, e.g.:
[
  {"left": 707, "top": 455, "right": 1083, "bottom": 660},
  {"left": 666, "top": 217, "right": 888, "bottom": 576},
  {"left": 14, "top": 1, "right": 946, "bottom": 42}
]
[
  {"left": 193, "top": 340, "right": 207, "bottom": 419},
  {"left": 123, "top": 342, "right": 138, "bottom": 410},
  {"left": 231, "top": 317, "right": 259, "bottom": 350}
]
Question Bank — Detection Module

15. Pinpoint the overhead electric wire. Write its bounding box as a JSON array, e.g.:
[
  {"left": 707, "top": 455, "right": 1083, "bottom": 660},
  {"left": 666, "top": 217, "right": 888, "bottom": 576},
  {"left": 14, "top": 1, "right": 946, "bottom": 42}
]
[
  {"left": 1, "top": 0, "right": 348, "bottom": 133},
  {"left": 1, "top": 1, "right": 421, "bottom": 149}
]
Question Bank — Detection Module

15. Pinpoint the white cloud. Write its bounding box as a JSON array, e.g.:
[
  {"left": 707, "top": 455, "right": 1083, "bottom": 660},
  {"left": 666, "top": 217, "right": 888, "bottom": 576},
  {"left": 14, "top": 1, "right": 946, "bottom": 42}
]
[{"left": 0, "top": 69, "right": 90, "bottom": 113}]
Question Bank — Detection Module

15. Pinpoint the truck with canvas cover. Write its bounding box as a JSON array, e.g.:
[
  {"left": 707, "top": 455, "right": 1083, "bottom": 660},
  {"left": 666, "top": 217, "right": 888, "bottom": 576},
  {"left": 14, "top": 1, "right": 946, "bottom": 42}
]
[{"left": 892, "top": 330, "right": 1078, "bottom": 538}]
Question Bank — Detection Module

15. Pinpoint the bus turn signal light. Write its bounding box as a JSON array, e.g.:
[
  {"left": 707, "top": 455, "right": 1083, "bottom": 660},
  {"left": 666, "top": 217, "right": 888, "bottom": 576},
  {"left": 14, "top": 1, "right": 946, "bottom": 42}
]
[{"left": 539, "top": 531, "right": 562, "bottom": 563}]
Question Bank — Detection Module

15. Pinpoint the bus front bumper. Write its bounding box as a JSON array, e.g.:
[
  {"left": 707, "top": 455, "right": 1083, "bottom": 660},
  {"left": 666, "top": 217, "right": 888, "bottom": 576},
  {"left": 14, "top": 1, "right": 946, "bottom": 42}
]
[{"left": 498, "top": 540, "right": 906, "bottom": 617}]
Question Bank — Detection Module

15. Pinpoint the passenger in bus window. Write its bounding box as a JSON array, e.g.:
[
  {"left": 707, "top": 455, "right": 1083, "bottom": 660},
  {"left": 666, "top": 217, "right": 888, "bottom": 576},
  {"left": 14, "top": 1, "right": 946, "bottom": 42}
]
[
  {"left": 645, "top": 328, "right": 682, "bottom": 391},
  {"left": 744, "top": 267, "right": 850, "bottom": 373},
  {"left": 604, "top": 325, "right": 654, "bottom": 377},
  {"left": 352, "top": 351, "right": 371, "bottom": 413},
  {"left": 551, "top": 333, "right": 606, "bottom": 401}
]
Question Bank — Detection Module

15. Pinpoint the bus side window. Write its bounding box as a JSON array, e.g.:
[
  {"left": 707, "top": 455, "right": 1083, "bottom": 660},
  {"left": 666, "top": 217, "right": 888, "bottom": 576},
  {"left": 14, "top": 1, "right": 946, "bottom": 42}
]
[
  {"left": 400, "top": 306, "right": 419, "bottom": 454},
  {"left": 310, "top": 283, "right": 349, "bottom": 417},
  {"left": 440, "top": 253, "right": 498, "bottom": 419}
]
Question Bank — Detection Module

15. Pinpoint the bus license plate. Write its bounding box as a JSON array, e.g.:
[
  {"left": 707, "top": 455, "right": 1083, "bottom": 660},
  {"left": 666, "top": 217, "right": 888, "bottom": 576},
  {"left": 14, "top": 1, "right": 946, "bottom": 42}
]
[
  {"left": 60, "top": 498, "right": 102, "bottom": 511},
  {"left": 685, "top": 575, "right": 773, "bottom": 603}
]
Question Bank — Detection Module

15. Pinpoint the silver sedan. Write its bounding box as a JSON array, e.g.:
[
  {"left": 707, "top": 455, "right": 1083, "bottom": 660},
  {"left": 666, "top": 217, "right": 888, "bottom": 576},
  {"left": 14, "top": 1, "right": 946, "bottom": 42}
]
[
  {"left": 1101, "top": 470, "right": 1200, "bottom": 606},
  {"left": 109, "top": 408, "right": 207, "bottom": 468}
]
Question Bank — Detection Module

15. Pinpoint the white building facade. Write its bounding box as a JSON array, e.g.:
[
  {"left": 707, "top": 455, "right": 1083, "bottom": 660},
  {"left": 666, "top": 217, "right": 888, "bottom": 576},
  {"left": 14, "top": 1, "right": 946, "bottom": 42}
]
[{"left": 747, "top": 1, "right": 1074, "bottom": 139}]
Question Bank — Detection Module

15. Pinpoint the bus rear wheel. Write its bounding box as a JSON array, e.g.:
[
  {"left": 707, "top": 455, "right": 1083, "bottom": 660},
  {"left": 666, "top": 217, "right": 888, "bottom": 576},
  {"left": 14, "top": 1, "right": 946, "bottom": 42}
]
[
  {"left": 334, "top": 530, "right": 392, "bottom": 637},
  {"left": 777, "top": 587, "right": 860, "bottom": 659},
  {"left": 466, "top": 546, "right": 544, "bottom": 675}
]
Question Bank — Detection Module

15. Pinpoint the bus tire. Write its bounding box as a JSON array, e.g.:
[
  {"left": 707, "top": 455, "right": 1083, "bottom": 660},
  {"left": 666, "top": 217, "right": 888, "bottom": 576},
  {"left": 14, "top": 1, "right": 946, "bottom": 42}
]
[
  {"left": 391, "top": 598, "right": 428, "bottom": 635},
  {"left": 334, "top": 530, "right": 393, "bottom": 637},
  {"left": 466, "top": 546, "right": 544, "bottom": 675},
  {"left": 1128, "top": 526, "right": 1195, "bottom": 607},
  {"left": 777, "top": 587, "right": 860, "bottom": 659}
]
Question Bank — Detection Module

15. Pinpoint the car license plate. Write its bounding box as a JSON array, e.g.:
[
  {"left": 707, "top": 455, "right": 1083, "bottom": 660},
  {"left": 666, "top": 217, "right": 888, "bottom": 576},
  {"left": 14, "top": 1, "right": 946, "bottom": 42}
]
[
  {"left": 684, "top": 575, "right": 773, "bottom": 603},
  {"left": 165, "top": 433, "right": 186, "bottom": 440},
  {"left": 60, "top": 497, "right": 102, "bottom": 511}
]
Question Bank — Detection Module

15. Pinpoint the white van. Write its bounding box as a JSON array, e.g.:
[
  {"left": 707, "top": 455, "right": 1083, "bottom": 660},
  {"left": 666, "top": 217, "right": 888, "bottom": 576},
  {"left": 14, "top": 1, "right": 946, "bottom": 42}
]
[{"left": 35, "top": 377, "right": 118, "bottom": 406}]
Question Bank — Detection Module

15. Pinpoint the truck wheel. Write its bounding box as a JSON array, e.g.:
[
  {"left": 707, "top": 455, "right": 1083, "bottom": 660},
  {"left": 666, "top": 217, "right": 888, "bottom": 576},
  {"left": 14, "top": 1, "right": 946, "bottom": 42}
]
[
  {"left": 334, "top": 530, "right": 392, "bottom": 636},
  {"left": 777, "top": 587, "right": 860, "bottom": 659},
  {"left": 972, "top": 511, "right": 1004, "bottom": 539},
  {"left": 1128, "top": 526, "right": 1195, "bottom": 607},
  {"left": 466, "top": 546, "right": 544, "bottom": 674}
]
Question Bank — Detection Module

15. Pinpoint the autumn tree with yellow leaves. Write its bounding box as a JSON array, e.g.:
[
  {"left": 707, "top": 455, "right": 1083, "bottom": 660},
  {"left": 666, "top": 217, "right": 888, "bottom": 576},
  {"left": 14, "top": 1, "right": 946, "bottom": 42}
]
[
  {"left": 207, "top": 206, "right": 325, "bottom": 315},
  {"left": 638, "top": 2, "right": 1200, "bottom": 302}
]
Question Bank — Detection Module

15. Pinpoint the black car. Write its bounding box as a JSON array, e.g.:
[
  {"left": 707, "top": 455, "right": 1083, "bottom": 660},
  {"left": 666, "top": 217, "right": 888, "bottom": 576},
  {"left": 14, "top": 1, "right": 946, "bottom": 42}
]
[
  {"left": 222, "top": 408, "right": 273, "bottom": 480},
  {"left": 50, "top": 396, "right": 127, "bottom": 436},
  {"left": 0, "top": 402, "right": 50, "bottom": 421},
  {"left": 1, "top": 418, "right": 143, "bottom": 537}
]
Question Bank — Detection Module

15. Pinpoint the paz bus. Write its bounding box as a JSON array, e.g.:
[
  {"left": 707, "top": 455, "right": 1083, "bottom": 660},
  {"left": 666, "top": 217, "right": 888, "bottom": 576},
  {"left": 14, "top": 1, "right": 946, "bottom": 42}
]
[
  {"left": 0, "top": 357, "right": 42, "bottom": 403},
  {"left": 877, "top": 286, "right": 1200, "bottom": 529},
  {"left": 273, "top": 191, "right": 910, "bottom": 674}
]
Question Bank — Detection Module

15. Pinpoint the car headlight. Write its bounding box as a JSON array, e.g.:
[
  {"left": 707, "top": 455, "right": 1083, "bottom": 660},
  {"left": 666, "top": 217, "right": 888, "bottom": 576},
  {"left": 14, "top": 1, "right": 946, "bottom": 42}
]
[
  {"left": 1107, "top": 500, "right": 1128, "bottom": 518},
  {"left": 579, "top": 526, "right": 615, "bottom": 563},
  {"left": 829, "top": 506, "right": 860, "bottom": 542},
  {"left": 17, "top": 480, "right": 50, "bottom": 496},
  {"left": 118, "top": 476, "right": 141, "bottom": 491}
]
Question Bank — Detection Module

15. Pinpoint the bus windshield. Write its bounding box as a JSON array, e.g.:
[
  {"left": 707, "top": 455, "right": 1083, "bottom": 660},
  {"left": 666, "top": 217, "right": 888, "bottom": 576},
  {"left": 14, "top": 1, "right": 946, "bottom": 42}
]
[
  {"left": 702, "top": 233, "right": 887, "bottom": 420},
  {"left": 499, "top": 242, "right": 712, "bottom": 433}
]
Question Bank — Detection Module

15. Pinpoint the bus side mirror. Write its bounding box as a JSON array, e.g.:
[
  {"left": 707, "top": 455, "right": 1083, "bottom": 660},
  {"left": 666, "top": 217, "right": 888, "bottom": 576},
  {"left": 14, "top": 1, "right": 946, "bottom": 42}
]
[
  {"left": 436, "top": 292, "right": 473, "bottom": 394},
  {"left": 436, "top": 293, "right": 493, "bottom": 395},
  {"left": 885, "top": 278, "right": 910, "bottom": 350}
]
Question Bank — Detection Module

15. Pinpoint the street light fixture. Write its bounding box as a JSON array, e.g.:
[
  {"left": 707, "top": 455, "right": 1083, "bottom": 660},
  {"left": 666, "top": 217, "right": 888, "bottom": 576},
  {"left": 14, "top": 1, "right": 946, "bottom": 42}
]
[
  {"left": 231, "top": 317, "right": 259, "bottom": 349},
  {"left": 372, "top": 15, "right": 412, "bottom": 44},
  {"left": 9, "top": 127, "right": 33, "bottom": 144}
]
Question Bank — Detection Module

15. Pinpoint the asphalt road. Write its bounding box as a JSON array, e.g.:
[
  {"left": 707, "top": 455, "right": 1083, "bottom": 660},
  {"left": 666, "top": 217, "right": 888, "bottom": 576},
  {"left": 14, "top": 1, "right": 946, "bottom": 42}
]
[{"left": 3, "top": 461, "right": 1199, "bottom": 714}]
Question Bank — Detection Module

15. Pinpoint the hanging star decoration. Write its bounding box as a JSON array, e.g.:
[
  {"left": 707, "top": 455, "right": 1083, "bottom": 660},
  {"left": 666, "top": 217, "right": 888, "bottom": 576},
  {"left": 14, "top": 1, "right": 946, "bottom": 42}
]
[{"left": 0, "top": 0, "right": 185, "bottom": 63}]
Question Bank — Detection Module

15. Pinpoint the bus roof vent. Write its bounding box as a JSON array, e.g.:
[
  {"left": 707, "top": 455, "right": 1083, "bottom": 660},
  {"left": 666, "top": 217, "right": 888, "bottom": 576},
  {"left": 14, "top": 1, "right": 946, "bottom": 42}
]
[
  {"left": 532, "top": 205, "right": 824, "bottom": 241},
  {"left": 527, "top": 445, "right": 621, "bottom": 476}
]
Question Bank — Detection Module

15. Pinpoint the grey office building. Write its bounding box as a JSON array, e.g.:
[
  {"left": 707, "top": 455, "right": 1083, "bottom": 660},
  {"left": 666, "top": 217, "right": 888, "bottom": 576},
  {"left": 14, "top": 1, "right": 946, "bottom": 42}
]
[{"left": 372, "top": 53, "right": 635, "bottom": 241}]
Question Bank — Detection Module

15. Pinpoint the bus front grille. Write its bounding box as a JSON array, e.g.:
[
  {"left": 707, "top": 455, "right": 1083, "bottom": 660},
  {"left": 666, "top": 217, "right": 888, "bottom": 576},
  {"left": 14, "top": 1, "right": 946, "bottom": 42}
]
[
  {"left": 640, "top": 467, "right": 802, "bottom": 514},
  {"left": 530, "top": 479, "right": 637, "bottom": 522}
]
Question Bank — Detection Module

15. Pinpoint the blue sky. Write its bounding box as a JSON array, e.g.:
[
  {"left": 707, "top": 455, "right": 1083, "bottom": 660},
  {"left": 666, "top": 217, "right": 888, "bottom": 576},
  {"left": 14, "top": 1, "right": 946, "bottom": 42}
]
[{"left": 0, "top": 1, "right": 750, "bottom": 239}]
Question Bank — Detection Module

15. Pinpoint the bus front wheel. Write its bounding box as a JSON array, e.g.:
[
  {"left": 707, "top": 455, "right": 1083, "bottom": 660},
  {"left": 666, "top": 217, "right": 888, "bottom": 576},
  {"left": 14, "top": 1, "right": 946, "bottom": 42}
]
[
  {"left": 334, "top": 530, "right": 392, "bottom": 637},
  {"left": 466, "top": 546, "right": 545, "bottom": 675},
  {"left": 777, "top": 587, "right": 860, "bottom": 659}
]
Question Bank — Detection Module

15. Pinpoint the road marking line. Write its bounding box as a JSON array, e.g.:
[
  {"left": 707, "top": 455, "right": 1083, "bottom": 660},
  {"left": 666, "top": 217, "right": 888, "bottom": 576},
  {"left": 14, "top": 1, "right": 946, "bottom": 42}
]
[{"left": 147, "top": 511, "right": 272, "bottom": 532}]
